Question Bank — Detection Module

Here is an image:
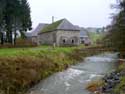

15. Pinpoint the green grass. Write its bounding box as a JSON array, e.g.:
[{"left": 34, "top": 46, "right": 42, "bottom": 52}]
[
  {"left": 113, "top": 76, "right": 125, "bottom": 94},
  {"left": 0, "top": 45, "right": 87, "bottom": 57},
  {"left": 0, "top": 46, "right": 75, "bottom": 57},
  {"left": 113, "top": 63, "right": 125, "bottom": 94},
  {"left": 88, "top": 32, "right": 103, "bottom": 43}
]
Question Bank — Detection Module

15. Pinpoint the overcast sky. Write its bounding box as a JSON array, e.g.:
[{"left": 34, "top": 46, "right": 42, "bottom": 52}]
[{"left": 28, "top": 0, "right": 116, "bottom": 29}]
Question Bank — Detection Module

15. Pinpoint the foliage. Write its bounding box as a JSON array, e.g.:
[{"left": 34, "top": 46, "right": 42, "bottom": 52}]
[
  {"left": 117, "top": 63, "right": 125, "bottom": 72},
  {"left": 104, "top": 0, "right": 125, "bottom": 51},
  {"left": 113, "top": 77, "right": 125, "bottom": 94},
  {"left": 0, "top": 39, "right": 37, "bottom": 48},
  {"left": 0, "top": 0, "right": 32, "bottom": 44},
  {"left": 88, "top": 32, "right": 104, "bottom": 44},
  {"left": 112, "top": 62, "right": 125, "bottom": 94}
]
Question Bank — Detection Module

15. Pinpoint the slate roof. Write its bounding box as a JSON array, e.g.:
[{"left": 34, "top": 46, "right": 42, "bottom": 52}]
[
  {"left": 80, "top": 27, "right": 89, "bottom": 37},
  {"left": 25, "top": 32, "right": 32, "bottom": 38},
  {"left": 32, "top": 23, "right": 49, "bottom": 36},
  {"left": 57, "top": 19, "right": 80, "bottom": 31},
  {"left": 40, "top": 19, "right": 80, "bottom": 33},
  {"left": 25, "top": 23, "right": 48, "bottom": 37}
]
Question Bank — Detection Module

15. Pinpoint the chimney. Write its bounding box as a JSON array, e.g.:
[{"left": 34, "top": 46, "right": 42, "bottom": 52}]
[{"left": 52, "top": 16, "right": 54, "bottom": 23}]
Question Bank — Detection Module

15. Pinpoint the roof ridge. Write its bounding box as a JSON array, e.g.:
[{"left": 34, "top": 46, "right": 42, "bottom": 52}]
[{"left": 57, "top": 19, "right": 65, "bottom": 29}]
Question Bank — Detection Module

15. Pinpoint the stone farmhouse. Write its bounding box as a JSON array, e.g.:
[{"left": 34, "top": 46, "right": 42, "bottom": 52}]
[{"left": 26, "top": 18, "right": 91, "bottom": 46}]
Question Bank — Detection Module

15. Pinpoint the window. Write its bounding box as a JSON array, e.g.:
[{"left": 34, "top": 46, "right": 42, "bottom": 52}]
[
  {"left": 63, "top": 39, "right": 66, "bottom": 43},
  {"left": 71, "top": 39, "right": 74, "bottom": 44}
]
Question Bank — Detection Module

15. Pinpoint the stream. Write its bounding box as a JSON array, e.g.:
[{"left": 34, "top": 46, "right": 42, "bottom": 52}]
[{"left": 29, "top": 53, "right": 118, "bottom": 94}]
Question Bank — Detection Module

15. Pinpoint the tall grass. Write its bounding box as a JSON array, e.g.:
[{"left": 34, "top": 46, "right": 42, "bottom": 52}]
[
  {"left": 0, "top": 46, "right": 101, "bottom": 94},
  {"left": 0, "top": 47, "right": 81, "bottom": 94}
]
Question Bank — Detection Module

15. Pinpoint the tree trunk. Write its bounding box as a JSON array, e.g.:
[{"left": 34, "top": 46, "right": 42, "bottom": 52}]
[
  {"left": 0, "top": 32, "right": 4, "bottom": 45},
  {"left": 9, "top": 32, "right": 13, "bottom": 44},
  {"left": 6, "top": 31, "right": 13, "bottom": 44},
  {"left": 14, "top": 30, "right": 17, "bottom": 45}
]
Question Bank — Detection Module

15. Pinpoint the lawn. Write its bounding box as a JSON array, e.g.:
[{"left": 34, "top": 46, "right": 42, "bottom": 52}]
[{"left": 0, "top": 46, "right": 76, "bottom": 57}]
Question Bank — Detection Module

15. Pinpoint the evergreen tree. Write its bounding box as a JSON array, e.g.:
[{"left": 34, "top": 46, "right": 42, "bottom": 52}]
[
  {"left": 0, "top": 0, "right": 32, "bottom": 44},
  {"left": 0, "top": 0, "right": 5, "bottom": 44},
  {"left": 20, "top": 0, "right": 32, "bottom": 32}
]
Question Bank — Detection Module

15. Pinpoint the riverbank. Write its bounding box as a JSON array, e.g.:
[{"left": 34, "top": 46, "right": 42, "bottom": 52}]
[
  {"left": 86, "top": 55, "right": 125, "bottom": 94},
  {"left": 0, "top": 46, "right": 101, "bottom": 94}
]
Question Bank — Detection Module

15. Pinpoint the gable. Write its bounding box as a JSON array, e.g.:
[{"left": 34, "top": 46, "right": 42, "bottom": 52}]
[{"left": 57, "top": 19, "right": 80, "bottom": 31}]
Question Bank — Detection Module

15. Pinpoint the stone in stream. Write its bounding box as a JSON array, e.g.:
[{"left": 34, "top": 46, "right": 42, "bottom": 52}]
[
  {"left": 102, "top": 84, "right": 113, "bottom": 93},
  {"left": 101, "top": 71, "right": 122, "bottom": 93}
]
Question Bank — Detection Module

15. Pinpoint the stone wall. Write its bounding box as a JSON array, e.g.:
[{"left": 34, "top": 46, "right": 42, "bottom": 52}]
[
  {"left": 38, "top": 30, "right": 80, "bottom": 46},
  {"left": 38, "top": 31, "right": 57, "bottom": 45},
  {"left": 32, "top": 36, "right": 37, "bottom": 44},
  {"left": 56, "top": 30, "right": 80, "bottom": 46}
]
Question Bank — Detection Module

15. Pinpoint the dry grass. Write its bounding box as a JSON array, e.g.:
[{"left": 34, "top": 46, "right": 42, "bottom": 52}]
[
  {"left": 0, "top": 56, "right": 56, "bottom": 94},
  {"left": 86, "top": 80, "right": 104, "bottom": 94},
  {"left": 0, "top": 46, "right": 102, "bottom": 94},
  {"left": 0, "top": 47, "right": 88, "bottom": 94}
]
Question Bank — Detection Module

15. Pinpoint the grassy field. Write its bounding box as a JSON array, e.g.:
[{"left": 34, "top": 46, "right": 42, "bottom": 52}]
[
  {"left": 0, "top": 46, "right": 90, "bottom": 94},
  {"left": 0, "top": 46, "right": 75, "bottom": 57},
  {"left": 88, "top": 32, "right": 103, "bottom": 44}
]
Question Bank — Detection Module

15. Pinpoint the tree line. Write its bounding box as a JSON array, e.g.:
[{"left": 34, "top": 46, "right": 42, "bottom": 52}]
[
  {"left": 104, "top": 0, "right": 125, "bottom": 52},
  {"left": 0, "top": 0, "right": 32, "bottom": 45}
]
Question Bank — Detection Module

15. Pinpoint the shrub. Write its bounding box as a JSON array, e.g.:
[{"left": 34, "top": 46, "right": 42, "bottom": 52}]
[
  {"left": 0, "top": 39, "right": 37, "bottom": 48},
  {"left": 113, "top": 77, "right": 125, "bottom": 94},
  {"left": 0, "top": 56, "right": 56, "bottom": 94},
  {"left": 117, "top": 63, "right": 125, "bottom": 72},
  {"left": 15, "top": 38, "right": 37, "bottom": 47}
]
